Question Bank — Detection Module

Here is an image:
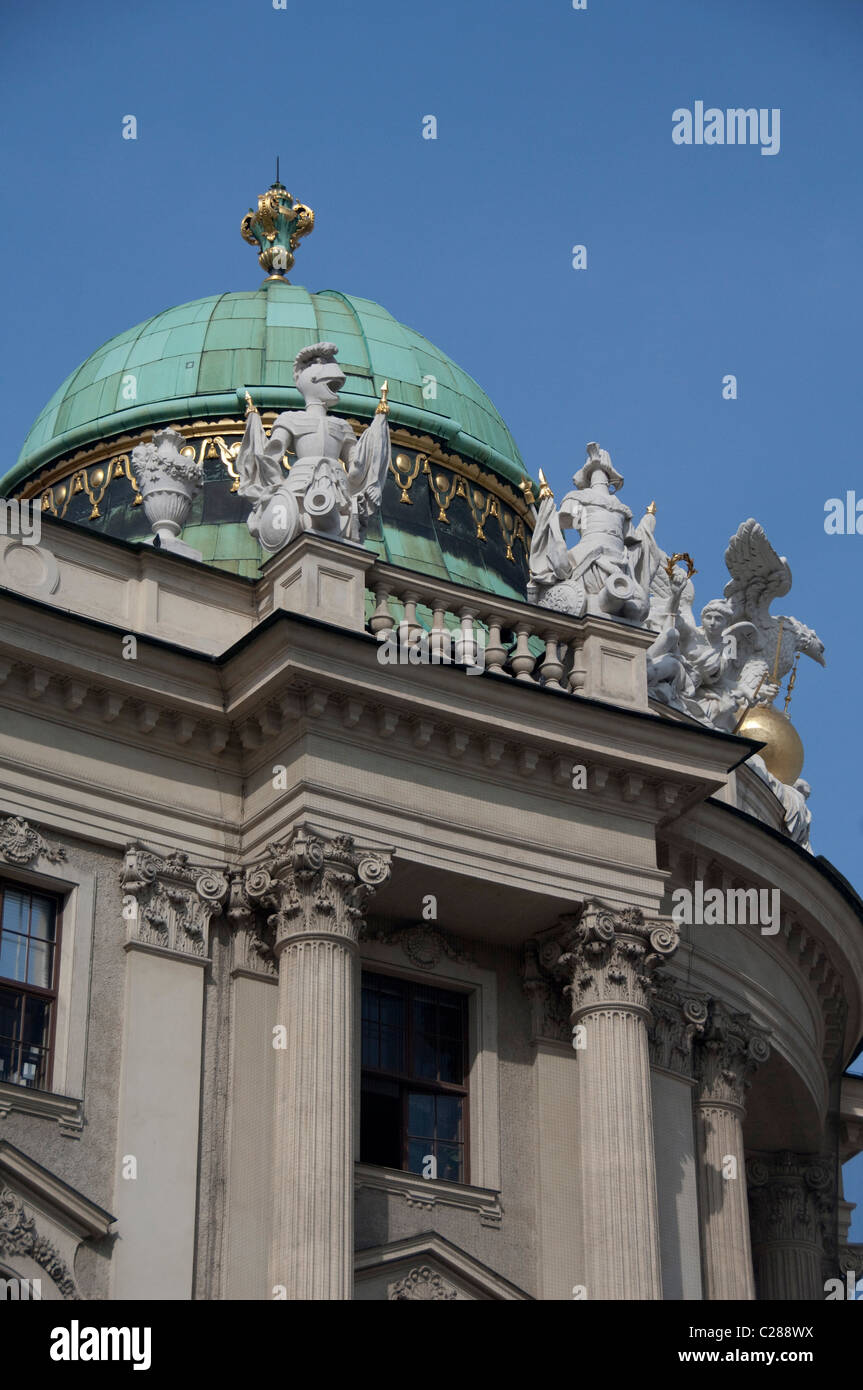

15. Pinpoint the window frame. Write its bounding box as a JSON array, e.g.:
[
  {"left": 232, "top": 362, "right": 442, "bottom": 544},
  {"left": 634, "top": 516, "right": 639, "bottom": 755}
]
[
  {"left": 360, "top": 969, "right": 471, "bottom": 1185},
  {"left": 0, "top": 878, "right": 64, "bottom": 1092}
]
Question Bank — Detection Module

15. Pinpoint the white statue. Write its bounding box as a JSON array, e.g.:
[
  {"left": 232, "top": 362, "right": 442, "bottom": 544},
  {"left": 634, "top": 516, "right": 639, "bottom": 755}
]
[
  {"left": 527, "top": 443, "right": 658, "bottom": 622},
  {"left": 779, "top": 778, "right": 812, "bottom": 850},
  {"left": 750, "top": 758, "right": 812, "bottom": 850},
  {"left": 235, "top": 342, "right": 391, "bottom": 552},
  {"left": 719, "top": 519, "right": 825, "bottom": 703},
  {"left": 644, "top": 519, "right": 825, "bottom": 734}
]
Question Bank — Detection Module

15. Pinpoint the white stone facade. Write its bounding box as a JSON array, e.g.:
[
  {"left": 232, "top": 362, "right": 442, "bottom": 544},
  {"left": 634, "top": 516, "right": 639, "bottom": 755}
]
[{"left": 0, "top": 520, "right": 861, "bottom": 1300}]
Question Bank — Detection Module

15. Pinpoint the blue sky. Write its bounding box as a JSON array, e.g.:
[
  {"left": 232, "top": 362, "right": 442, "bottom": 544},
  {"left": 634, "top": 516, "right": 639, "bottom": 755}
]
[{"left": 2, "top": 0, "right": 862, "bottom": 1257}]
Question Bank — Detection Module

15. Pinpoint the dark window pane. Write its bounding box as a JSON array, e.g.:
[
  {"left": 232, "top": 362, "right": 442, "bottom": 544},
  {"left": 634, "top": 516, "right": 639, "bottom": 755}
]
[
  {"left": 360, "top": 1080, "right": 401, "bottom": 1168},
  {"left": 22, "top": 997, "right": 50, "bottom": 1048},
  {"left": 27, "top": 937, "right": 54, "bottom": 990},
  {"left": 413, "top": 1031, "right": 437, "bottom": 1078},
  {"left": 438, "top": 1035, "right": 462, "bottom": 1084},
  {"left": 436, "top": 1095, "right": 461, "bottom": 1142},
  {"left": 407, "top": 1139, "right": 431, "bottom": 1176},
  {"left": 362, "top": 1020, "right": 381, "bottom": 1069},
  {"left": 28, "top": 897, "right": 56, "bottom": 943},
  {"left": 0, "top": 987, "right": 22, "bottom": 1037},
  {"left": 413, "top": 999, "right": 437, "bottom": 1035},
  {"left": 19, "top": 1047, "right": 47, "bottom": 1088},
  {"left": 407, "top": 1091, "right": 435, "bottom": 1138},
  {"left": 438, "top": 1143, "right": 462, "bottom": 1183},
  {"left": 438, "top": 1002, "right": 462, "bottom": 1038},
  {"left": 361, "top": 989, "right": 378, "bottom": 1023},
  {"left": 0, "top": 1037, "right": 17, "bottom": 1084},
  {"left": 379, "top": 993, "right": 404, "bottom": 1029},
  {"left": 379, "top": 1026, "right": 403, "bottom": 1073},
  {"left": 0, "top": 931, "right": 27, "bottom": 984},
  {"left": 1, "top": 891, "right": 27, "bottom": 936}
]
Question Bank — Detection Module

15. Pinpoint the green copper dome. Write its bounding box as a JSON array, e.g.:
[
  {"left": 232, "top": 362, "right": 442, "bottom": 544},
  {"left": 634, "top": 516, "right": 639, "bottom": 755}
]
[
  {"left": 8, "top": 278, "right": 534, "bottom": 597},
  {"left": 11, "top": 285, "right": 525, "bottom": 489}
]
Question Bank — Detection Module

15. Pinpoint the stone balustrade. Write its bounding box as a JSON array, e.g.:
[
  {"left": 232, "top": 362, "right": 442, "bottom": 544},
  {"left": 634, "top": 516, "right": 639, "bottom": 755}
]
[{"left": 365, "top": 558, "right": 656, "bottom": 711}]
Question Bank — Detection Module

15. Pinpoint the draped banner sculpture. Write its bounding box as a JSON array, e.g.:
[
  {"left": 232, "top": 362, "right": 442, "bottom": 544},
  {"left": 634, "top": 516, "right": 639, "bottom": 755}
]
[{"left": 235, "top": 342, "right": 391, "bottom": 553}]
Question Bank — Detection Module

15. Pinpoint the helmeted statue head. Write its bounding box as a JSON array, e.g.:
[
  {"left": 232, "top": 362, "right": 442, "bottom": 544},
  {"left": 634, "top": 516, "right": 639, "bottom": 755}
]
[
  {"left": 293, "top": 342, "right": 347, "bottom": 407},
  {"left": 573, "top": 442, "right": 624, "bottom": 493}
]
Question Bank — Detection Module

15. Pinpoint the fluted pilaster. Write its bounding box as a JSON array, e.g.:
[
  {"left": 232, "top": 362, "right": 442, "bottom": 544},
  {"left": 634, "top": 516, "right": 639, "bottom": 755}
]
[
  {"left": 548, "top": 903, "right": 679, "bottom": 1299},
  {"left": 693, "top": 1003, "right": 769, "bottom": 1300},
  {"left": 246, "top": 825, "right": 391, "bottom": 1300},
  {"left": 747, "top": 1152, "right": 833, "bottom": 1300}
]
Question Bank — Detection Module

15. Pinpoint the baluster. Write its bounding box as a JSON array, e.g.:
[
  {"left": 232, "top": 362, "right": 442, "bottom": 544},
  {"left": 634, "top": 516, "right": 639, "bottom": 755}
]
[
  {"left": 429, "top": 598, "right": 449, "bottom": 665},
  {"left": 369, "top": 584, "right": 395, "bottom": 636},
  {"left": 539, "top": 632, "right": 565, "bottom": 689},
  {"left": 484, "top": 617, "right": 506, "bottom": 675},
  {"left": 510, "top": 622, "right": 537, "bottom": 682},
  {"left": 567, "top": 635, "right": 586, "bottom": 694},
  {"left": 456, "top": 607, "right": 478, "bottom": 667}
]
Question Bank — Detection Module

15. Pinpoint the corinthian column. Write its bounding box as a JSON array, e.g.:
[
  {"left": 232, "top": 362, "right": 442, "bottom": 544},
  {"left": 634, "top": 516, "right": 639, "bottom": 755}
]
[
  {"left": 555, "top": 904, "right": 679, "bottom": 1299},
  {"left": 250, "top": 825, "right": 391, "bottom": 1301},
  {"left": 747, "top": 1152, "right": 833, "bottom": 1300},
  {"left": 693, "top": 1003, "right": 770, "bottom": 1300}
]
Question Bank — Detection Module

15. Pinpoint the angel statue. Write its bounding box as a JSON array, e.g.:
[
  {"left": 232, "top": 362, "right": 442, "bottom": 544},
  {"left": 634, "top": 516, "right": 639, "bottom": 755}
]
[
  {"left": 527, "top": 443, "right": 660, "bottom": 623},
  {"left": 235, "top": 342, "right": 391, "bottom": 552}
]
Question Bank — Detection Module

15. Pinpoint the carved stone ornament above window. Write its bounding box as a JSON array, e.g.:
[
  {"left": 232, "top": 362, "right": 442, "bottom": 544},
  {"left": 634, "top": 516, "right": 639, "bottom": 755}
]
[
  {"left": 388, "top": 1265, "right": 459, "bottom": 1301},
  {"left": 0, "top": 815, "right": 67, "bottom": 867},
  {"left": 0, "top": 1186, "right": 78, "bottom": 1299},
  {"left": 359, "top": 922, "right": 473, "bottom": 970}
]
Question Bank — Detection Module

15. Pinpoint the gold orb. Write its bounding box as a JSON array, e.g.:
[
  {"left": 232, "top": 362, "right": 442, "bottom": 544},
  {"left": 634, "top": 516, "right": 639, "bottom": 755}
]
[{"left": 736, "top": 705, "right": 804, "bottom": 785}]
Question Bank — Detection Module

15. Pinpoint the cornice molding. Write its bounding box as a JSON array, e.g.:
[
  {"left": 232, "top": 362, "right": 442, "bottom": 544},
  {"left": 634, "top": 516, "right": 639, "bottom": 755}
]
[
  {"left": 0, "top": 1082, "right": 83, "bottom": 1138},
  {"left": 660, "top": 835, "right": 849, "bottom": 1067},
  {"left": 355, "top": 1165, "right": 503, "bottom": 1228},
  {"left": 0, "top": 1140, "right": 114, "bottom": 1240}
]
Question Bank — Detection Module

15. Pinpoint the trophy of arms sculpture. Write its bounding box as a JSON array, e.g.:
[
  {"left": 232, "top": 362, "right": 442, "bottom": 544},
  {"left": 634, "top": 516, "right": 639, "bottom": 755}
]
[{"left": 235, "top": 341, "right": 391, "bottom": 553}]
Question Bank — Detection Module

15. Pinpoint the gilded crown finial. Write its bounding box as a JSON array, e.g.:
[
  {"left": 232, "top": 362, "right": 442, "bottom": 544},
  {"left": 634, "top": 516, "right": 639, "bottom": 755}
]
[{"left": 241, "top": 178, "right": 314, "bottom": 282}]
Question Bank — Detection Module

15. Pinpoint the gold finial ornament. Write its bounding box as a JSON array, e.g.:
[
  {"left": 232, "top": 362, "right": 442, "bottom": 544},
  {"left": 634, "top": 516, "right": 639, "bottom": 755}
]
[
  {"left": 537, "top": 468, "right": 554, "bottom": 502},
  {"left": 244, "top": 391, "right": 257, "bottom": 417},
  {"left": 241, "top": 181, "right": 314, "bottom": 280},
  {"left": 736, "top": 704, "right": 805, "bottom": 785},
  {"left": 519, "top": 477, "right": 537, "bottom": 507},
  {"left": 375, "top": 380, "right": 389, "bottom": 415},
  {"left": 736, "top": 623, "right": 805, "bottom": 782},
  {"left": 647, "top": 500, "right": 657, "bottom": 515}
]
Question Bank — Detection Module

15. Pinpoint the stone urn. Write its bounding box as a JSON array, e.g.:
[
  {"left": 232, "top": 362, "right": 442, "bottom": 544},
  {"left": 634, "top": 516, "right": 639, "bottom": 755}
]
[{"left": 131, "top": 428, "right": 203, "bottom": 561}]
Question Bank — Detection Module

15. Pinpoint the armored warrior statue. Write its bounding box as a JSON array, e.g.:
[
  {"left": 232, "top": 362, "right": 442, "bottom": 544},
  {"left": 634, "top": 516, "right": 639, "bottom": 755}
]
[
  {"left": 527, "top": 443, "right": 659, "bottom": 622},
  {"left": 235, "top": 342, "right": 391, "bottom": 553}
]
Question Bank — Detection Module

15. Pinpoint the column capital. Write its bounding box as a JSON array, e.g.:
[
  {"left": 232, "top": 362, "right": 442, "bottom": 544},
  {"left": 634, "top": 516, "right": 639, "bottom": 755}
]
[
  {"left": 693, "top": 1001, "right": 770, "bottom": 1112},
  {"left": 119, "top": 842, "right": 230, "bottom": 960},
  {"left": 648, "top": 979, "right": 710, "bottom": 1078},
  {"left": 248, "top": 823, "right": 393, "bottom": 952},
  {"left": 554, "top": 902, "right": 679, "bottom": 1020},
  {"left": 746, "top": 1151, "right": 833, "bottom": 1248}
]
